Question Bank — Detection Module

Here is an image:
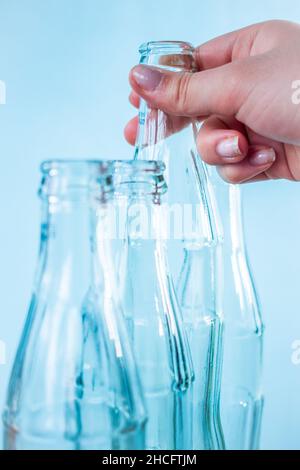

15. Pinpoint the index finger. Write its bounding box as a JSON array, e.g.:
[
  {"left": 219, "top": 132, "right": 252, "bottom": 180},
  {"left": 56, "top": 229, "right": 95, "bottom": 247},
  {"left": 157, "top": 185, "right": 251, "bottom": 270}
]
[{"left": 194, "top": 22, "right": 265, "bottom": 70}]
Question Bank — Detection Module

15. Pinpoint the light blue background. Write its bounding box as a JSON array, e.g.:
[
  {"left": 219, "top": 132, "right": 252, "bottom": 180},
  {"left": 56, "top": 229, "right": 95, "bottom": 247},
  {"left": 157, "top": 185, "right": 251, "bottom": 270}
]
[{"left": 0, "top": 0, "right": 300, "bottom": 450}]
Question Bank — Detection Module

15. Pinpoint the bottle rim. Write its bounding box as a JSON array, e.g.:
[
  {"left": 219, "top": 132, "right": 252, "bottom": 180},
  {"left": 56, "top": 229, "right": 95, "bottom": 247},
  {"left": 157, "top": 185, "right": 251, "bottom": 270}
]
[
  {"left": 39, "top": 160, "right": 114, "bottom": 201},
  {"left": 139, "top": 41, "right": 194, "bottom": 55},
  {"left": 39, "top": 159, "right": 167, "bottom": 199},
  {"left": 112, "top": 159, "right": 165, "bottom": 174},
  {"left": 112, "top": 160, "right": 167, "bottom": 197},
  {"left": 40, "top": 159, "right": 112, "bottom": 176},
  {"left": 40, "top": 159, "right": 165, "bottom": 175}
]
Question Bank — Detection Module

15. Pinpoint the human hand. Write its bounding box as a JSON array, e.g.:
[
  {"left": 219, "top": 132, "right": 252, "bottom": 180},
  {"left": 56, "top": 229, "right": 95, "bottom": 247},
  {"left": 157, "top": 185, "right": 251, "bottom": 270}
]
[{"left": 125, "top": 20, "right": 300, "bottom": 183}]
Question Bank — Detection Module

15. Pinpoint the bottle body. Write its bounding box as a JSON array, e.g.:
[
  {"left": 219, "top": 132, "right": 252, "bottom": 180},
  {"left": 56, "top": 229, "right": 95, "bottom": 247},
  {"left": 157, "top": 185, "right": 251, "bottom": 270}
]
[
  {"left": 211, "top": 176, "right": 264, "bottom": 450},
  {"left": 122, "top": 236, "right": 192, "bottom": 450},
  {"left": 3, "top": 161, "right": 146, "bottom": 450},
  {"left": 133, "top": 41, "right": 224, "bottom": 450},
  {"left": 114, "top": 161, "right": 194, "bottom": 450},
  {"left": 221, "top": 329, "right": 263, "bottom": 450}
]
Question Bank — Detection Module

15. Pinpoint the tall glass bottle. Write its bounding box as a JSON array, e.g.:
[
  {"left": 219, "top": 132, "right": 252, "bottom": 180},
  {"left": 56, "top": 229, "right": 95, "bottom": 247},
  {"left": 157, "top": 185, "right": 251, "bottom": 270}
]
[
  {"left": 210, "top": 172, "right": 264, "bottom": 450},
  {"left": 3, "top": 160, "right": 146, "bottom": 450},
  {"left": 133, "top": 41, "right": 224, "bottom": 450},
  {"left": 113, "top": 160, "right": 194, "bottom": 450}
]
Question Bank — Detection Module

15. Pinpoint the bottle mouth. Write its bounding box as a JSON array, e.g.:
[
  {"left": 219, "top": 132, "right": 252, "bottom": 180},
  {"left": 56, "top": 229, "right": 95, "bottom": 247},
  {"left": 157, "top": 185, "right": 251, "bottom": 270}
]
[
  {"left": 138, "top": 41, "right": 196, "bottom": 72},
  {"left": 39, "top": 159, "right": 167, "bottom": 201},
  {"left": 139, "top": 41, "right": 194, "bottom": 55},
  {"left": 41, "top": 159, "right": 112, "bottom": 176},
  {"left": 39, "top": 159, "right": 114, "bottom": 201},
  {"left": 112, "top": 160, "right": 167, "bottom": 197}
]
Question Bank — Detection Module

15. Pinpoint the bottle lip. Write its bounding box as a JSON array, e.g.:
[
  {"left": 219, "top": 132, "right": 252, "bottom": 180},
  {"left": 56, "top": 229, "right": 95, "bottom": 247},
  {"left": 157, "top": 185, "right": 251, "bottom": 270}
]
[
  {"left": 39, "top": 160, "right": 114, "bottom": 201},
  {"left": 40, "top": 159, "right": 165, "bottom": 175},
  {"left": 139, "top": 40, "right": 194, "bottom": 55},
  {"left": 112, "top": 160, "right": 167, "bottom": 197},
  {"left": 112, "top": 159, "right": 165, "bottom": 175},
  {"left": 39, "top": 159, "right": 167, "bottom": 200},
  {"left": 41, "top": 159, "right": 112, "bottom": 176}
]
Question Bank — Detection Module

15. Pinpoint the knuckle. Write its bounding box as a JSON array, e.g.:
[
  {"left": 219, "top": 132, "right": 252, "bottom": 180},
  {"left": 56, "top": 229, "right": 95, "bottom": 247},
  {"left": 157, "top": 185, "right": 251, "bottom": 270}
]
[
  {"left": 173, "top": 72, "right": 193, "bottom": 115},
  {"left": 215, "top": 64, "right": 246, "bottom": 116},
  {"left": 222, "top": 68, "right": 243, "bottom": 112}
]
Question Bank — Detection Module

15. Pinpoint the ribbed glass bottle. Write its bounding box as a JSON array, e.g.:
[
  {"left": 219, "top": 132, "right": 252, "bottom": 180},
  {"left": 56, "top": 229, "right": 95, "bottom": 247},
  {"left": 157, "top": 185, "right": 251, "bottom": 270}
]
[
  {"left": 113, "top": 160, "right": 194, "bottom": 450},
  {"left": 3, "top": 160, "right": 146, "bottom": 450},
  {"left": 210, "top": 171, "right": 264, "bottom": 450},
  {"left": 133, "top": 41, "right": 224, "bottom": 450}
]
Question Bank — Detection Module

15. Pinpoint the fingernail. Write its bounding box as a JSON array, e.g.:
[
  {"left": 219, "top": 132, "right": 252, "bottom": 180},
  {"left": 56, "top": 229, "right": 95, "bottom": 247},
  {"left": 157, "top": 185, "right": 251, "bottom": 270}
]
[
  {"left": 216, "top": 136, "right": 243, "bottom": 158},
  {"left": 248, "top": 147, "right": 276, "bottom": 166},
  {"left": 132, "top": 65, "right": 163, "bottom": 91}
]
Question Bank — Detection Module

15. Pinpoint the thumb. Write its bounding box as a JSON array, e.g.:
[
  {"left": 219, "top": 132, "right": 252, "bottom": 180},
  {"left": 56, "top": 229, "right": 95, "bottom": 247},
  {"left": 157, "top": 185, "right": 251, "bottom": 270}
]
[{"left": 129, "top": 59, "right": 258, "bottom": 118}]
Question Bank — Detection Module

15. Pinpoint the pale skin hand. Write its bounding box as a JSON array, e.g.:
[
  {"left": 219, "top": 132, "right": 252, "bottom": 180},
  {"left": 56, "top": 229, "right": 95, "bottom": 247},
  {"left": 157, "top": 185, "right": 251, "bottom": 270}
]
[{"left": 125, "top": 20, "right": 300, "bottom": 183}]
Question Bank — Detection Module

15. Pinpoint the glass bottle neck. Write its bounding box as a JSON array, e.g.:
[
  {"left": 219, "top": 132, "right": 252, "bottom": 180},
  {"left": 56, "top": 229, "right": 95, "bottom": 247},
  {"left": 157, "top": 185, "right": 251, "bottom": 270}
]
[
  {"left": 208, "top": 166, "right": 246, "bottom": 251},
  {"left": 133, "top": 44, "right": 220, "bottom": 247},
  {"left": 223, "top": 184, "right": 245, "bottom": 254},
  {"left": 37, "top": 199, "right": 95, "bottom": 292},
  {"left": 210, "top": 171, "right": 263, "bottom": 329},
  {"left": 134, "top": 42, "right": 196, "bottom": 163},
  {"left": 36, "top": 196, "right": 120, "bottom": 306},
  {"left": 134, "top": 103, "right": 167, "bottom": 161},
  {"left": 229, "top": 185, "right": 247, "bottom": 252}
]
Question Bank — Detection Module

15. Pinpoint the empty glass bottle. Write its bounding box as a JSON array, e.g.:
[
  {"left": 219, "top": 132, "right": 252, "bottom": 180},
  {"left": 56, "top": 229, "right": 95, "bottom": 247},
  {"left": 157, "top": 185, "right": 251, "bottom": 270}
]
[
  {"left": 113, "top": 160, "right": 194, "bottom": 450},
  {"left": 133, "top": 41, "right": 224, "bottom": 450},
  {"left": 3, "top": 160, "right": 146, "bottom": 450},
  {"left": 210, "top": 172, "right": 264, "bottom": 450}
]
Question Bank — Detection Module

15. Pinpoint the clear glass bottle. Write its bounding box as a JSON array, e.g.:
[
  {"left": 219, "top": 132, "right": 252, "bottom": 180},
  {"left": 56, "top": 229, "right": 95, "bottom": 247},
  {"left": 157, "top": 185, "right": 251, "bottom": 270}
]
[
  {"left": 133, "top": 41, "right": 224, "bottom": 450},
  {"left": 113, "top": 160, "right": 194, "bottom": 450},
  {"left": 3, "top": 160, "right": 146, "bottom": 450},
  {"left": 210, "top": 172, "right": 264, "bottom": 450}
]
